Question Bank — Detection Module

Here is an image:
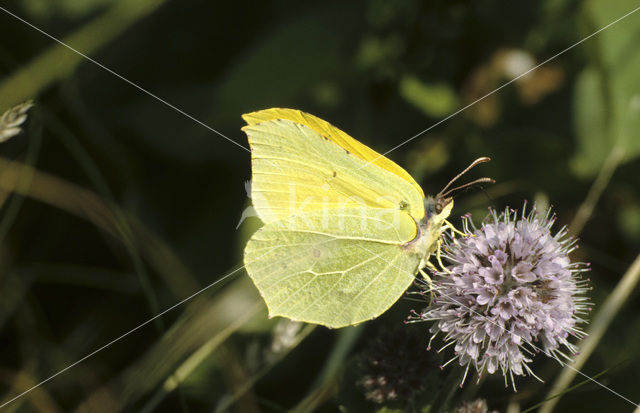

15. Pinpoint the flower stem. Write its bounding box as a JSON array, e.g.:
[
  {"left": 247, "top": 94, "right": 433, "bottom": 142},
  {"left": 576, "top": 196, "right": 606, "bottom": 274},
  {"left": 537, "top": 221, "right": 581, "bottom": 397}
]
[
  {"left": 0, "top": 0, "right": 167, "bottom": 108},
  {"left": 569, "top": 145, "right": 624, "bottom": 236}
]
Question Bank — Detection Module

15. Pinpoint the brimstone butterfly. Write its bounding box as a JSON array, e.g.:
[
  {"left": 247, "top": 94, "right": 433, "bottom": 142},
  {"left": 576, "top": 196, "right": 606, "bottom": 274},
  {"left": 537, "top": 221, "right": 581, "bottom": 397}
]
[{"left": 242, "top": 108, "right": 491, "bottom": 328}]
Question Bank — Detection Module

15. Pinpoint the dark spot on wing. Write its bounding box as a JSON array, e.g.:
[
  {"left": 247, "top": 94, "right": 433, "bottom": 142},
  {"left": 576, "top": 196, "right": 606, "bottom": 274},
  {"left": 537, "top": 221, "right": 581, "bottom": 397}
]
[
  {"left": 399, "top": 200, "right": 408, "bottom": 210},
  {"left": 332, "top": 171, "right": 337, "bottom": 177}
]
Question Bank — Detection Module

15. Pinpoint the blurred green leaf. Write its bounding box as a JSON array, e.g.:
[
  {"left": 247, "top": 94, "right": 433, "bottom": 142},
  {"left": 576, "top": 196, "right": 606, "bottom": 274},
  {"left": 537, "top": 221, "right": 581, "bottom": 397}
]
[
  {"left": 121, "top": 3, "right": 358, "bottom": 162},
  {"left": 376, "top": 407, "right": 406, "bottom": 413},
  {"left": 399, "top": 75, "right": 459, "bottom": 118},
  {"left": 570, "top": 0, "right": 640, "bottom": 177},
  {"left": 354, "top": 34, "right": 404, "bottom": 70},
  {"left": 617, "top": 203, "right": 640, "bottom": 241},
  {"left": 570, "top": 67, "right": 609, "bottom": 176},
  {"left": 74, "top": 277, "right": 263, "bottom": 413},
  {"left": 406, "top": 137, "right": 450, "bottom": 184},
  {"left": 292, "top": 326, "right": 363, "bottom": 412},
  {"left": 0, "top": 0, "right": 167, "bottom": 108},
  {"left": 23, "top": 0, "right": 112, "bottom": 19}
]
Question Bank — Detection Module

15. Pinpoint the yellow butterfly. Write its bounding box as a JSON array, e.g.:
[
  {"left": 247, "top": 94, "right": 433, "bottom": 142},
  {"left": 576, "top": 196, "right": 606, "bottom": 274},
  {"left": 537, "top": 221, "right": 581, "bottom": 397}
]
[{"left": 242, "top": 108, "right": 491, "bottom": 328}]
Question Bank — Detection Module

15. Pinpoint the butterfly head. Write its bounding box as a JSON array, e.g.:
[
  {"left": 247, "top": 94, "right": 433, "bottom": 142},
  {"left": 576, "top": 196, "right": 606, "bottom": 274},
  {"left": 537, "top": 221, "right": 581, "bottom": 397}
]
[
  {"left": 424, "top": 195, "right": 453, "bottom": 223},
  {"left": 420, "top": 157, "right": 494, "bottom": 240}
]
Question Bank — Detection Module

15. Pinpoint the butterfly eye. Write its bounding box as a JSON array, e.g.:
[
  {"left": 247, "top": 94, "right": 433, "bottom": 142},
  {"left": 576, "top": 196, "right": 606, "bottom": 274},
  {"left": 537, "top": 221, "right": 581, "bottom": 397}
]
[{"left": 435, "top": 196, "right": 453, "bottom": 214}]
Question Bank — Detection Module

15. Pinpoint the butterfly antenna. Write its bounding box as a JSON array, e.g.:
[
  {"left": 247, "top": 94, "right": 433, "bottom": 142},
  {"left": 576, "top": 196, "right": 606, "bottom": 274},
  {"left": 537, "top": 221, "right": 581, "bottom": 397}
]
[
  {"left": 440, "top": 177, "right": 496, "bottom": 198},
  {"left": 437, "top": 157, "right": 492, "bottom": 198}
]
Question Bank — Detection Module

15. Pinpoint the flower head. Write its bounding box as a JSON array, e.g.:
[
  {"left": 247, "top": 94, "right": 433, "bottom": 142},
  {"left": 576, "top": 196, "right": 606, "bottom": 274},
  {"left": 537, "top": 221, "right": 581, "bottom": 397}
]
[
  {"left": 357, "top": 327, "right": 440, "bottom": 404},
  {"left": 411, "top": 204, "right": 591, "bottom": 387},
  {"left": 0, "top": 101, "right": 33, "bottom": 143}
]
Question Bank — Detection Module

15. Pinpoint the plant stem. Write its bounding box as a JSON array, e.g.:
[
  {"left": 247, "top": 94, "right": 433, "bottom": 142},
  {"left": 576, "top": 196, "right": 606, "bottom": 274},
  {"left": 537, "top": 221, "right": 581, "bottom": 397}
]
[
  {"left": 430, "top": 365, "right": 464, "bottom": 413},
  {"left": 540, "top": 253, "right": 640, "bottom": 412},
  {"left": 569, "top": 145, "right": 624, "bottom": 236},
  {"left": 0, "top": 0, "right": 167, "bottom": 108}
]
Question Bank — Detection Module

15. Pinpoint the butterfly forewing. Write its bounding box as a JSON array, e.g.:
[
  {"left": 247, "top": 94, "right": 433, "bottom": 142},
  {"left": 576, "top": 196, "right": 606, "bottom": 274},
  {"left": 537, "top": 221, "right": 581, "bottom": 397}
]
[
  {"left": 243, "top": 108, "right": 425, "bottom": 202},
  {"left": 244, "top": 118, "right": 424, "bottom": 224}
]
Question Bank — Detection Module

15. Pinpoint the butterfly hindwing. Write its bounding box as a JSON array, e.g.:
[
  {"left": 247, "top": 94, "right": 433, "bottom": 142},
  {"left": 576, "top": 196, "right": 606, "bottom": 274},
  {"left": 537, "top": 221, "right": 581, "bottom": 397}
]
[{"left": 243, "top": 208, "right": 421, "bottom": 328}]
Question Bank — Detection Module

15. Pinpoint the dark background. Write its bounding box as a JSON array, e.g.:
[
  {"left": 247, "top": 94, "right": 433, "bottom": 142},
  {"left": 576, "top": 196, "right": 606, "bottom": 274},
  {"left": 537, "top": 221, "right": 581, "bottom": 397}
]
[{"left": 0, "top": 0, "right": 639, "bottom": 412}]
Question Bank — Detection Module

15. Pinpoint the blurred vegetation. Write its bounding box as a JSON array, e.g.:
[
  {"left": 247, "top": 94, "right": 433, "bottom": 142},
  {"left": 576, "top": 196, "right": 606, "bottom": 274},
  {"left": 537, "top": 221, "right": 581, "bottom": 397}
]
[{"left": 0, "top": 0, "right": 639, "bottom": 412}]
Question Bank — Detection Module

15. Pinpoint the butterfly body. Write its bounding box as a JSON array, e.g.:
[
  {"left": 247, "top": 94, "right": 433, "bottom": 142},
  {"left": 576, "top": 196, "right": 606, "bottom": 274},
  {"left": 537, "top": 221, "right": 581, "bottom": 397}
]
[{"left": 407, "top": 196, "right": 454, "bottom": 267}]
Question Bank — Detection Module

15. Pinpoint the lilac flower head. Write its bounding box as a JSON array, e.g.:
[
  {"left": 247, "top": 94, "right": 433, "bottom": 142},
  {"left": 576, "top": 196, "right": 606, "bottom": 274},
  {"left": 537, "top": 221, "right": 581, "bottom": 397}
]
[{"left": 411, "top": 203, "right": 591, "bottom": 387}]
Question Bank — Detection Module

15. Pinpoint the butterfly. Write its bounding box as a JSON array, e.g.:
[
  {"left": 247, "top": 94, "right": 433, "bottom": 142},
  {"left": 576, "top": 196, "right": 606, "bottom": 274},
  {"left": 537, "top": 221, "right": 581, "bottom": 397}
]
[{"left": 241, "top": 108, "right": 492, "bottom": 328}]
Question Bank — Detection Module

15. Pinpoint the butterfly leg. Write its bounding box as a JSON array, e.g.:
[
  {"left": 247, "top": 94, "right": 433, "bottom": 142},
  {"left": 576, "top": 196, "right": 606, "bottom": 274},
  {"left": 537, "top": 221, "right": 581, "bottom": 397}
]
[
  {"left": 419, "top": 236, "right": 453, "bottom": 306},
  {"left": 419, "top": 266, "right": 435, "bottom": 305},
  {"left": 435, "top": 238, "right": 451, "bottom": 274},
  {"left": 443, "top": 219, "right": 467, "bottom": 238}
]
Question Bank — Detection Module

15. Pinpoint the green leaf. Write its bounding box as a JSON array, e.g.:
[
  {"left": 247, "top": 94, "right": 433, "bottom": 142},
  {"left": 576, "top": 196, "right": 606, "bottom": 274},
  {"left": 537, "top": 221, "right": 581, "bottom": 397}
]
[
  {"left": 570, "top": 0, "right": 640, "bottom": 177},
  {"left": 617, "top": 203, "right": 640, "bottom": 241},
  {"left": 570, "top": 68, "right": 609, "bottom": 176},
  {"left": 399, "top": 75, "right": 459, "bottom": 118},
  {"left": 119, "top": 4, "right": 358, "bottom": 162},
  {"left": 23, "top": 0, "right": 113, "bottom": 19},
  {"left": 0, "top": 0, "right": 167, "bottom": 109}
]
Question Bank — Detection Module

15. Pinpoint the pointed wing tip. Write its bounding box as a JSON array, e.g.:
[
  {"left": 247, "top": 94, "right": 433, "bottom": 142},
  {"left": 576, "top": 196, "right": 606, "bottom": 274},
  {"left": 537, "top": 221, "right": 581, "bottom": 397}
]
[{"left": 242, "top": 108, "right": 301, "bottom": 125}]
